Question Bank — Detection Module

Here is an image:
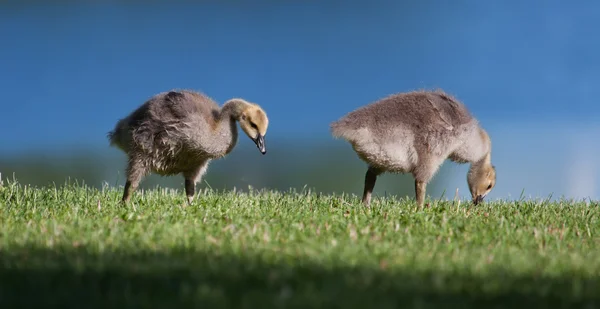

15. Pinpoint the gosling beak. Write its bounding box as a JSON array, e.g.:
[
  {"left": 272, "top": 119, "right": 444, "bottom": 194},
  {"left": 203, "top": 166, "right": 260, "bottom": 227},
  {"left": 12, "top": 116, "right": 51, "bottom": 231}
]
[
  {"left": 473, "top": 195, "right": 484, "bottom": 205},
  {"left": 253, "top": 134, "right": 266, "bottom": 155}
]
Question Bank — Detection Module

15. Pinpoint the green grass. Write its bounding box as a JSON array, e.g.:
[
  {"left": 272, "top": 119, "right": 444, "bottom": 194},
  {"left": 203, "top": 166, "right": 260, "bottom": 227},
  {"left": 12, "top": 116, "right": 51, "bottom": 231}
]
[{"left": 1, "top": 181, "right": 599, "bottom": 309}]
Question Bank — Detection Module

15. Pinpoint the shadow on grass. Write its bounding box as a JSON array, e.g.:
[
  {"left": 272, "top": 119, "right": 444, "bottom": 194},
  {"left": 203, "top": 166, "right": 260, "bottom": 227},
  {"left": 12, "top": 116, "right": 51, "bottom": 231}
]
[{"left": 0, "top": 246, "right": 598, "bottom": 309}]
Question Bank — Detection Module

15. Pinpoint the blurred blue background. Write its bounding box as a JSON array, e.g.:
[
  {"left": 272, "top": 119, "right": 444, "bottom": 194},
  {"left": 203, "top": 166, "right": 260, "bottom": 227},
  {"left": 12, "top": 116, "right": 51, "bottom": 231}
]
[{"left": 1, "top": 0, "right": 599, "bottom": 202}]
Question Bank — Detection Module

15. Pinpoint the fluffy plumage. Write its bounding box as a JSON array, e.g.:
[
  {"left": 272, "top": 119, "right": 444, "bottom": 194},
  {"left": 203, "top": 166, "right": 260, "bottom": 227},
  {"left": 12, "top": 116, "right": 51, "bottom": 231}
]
[
  {"left": 108, "top": 89, "right": 269, "bottom": 204},
  {"left": 331, "top": 89, "right": 495, "bottom": 206}
]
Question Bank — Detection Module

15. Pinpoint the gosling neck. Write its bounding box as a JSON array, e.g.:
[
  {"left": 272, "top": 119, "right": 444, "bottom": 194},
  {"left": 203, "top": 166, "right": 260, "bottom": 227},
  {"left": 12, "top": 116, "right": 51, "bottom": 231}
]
[
  {"left": 209, "top": 99, "right": 247, "bottom": 156},
  {"left": 475, "top": 127, "right": 492, "bottom": 164},
  {"left": 469, "top": 127, "right": 492, "bottom": 172},
  {"left": 220, "top": 99, "right": 249, "bottom": 121},
  {"left": 470, "top": 151, "right": 491, "bottom": 172}
]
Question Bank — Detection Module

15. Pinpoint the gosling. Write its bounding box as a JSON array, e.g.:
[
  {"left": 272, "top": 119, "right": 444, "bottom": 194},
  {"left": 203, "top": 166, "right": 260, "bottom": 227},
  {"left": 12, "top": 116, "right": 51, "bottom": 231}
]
[
  {"left": 330, "top": 89, "right": 496, "bottom": 207},
  {"left": 108, "top": 90, "right": 269, "bottom": 204}
]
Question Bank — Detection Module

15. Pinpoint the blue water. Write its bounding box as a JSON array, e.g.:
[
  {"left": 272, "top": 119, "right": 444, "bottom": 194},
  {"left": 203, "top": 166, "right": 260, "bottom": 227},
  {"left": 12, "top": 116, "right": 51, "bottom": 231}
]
[{"left": 1, "top": 1, "right": 599, "bottom": 199}]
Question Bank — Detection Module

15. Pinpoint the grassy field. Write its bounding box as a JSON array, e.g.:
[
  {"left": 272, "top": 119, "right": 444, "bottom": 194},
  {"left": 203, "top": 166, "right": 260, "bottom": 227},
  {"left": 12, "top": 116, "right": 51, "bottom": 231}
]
[{"left": 1, "top": 181, "right": 599, "bottom": 309}]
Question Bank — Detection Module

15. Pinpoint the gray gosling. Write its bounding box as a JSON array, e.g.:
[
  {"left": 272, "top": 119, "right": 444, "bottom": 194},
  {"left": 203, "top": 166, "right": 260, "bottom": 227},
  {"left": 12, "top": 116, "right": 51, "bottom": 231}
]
[
  {"left": 108, "top": 90, "right": 269, "bottom": 204},
  {"left": 330, "top": 89, "right": 496, "bottom": 207}
]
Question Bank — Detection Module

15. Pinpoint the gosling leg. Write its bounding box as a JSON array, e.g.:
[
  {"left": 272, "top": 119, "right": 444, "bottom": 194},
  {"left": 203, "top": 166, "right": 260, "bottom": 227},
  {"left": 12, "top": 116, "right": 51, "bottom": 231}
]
[
  {"left": 183, "top": 160, "right": 210, "bottom": 205},
  {"left": 362, "top": 166, "right": 380, "bottom": 207},
  {"left": 185, "top": 179, "right": 195, "bottom": 205},
  {"left": 415, "top": 180, "right": 426, "bottom": 207},
  {"left": 122, "top": 159, "right": 145, "bottom": 203}
]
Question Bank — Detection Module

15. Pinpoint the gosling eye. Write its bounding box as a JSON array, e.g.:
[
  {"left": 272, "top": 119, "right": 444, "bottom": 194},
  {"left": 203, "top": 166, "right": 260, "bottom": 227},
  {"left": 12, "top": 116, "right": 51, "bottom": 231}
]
[{"left": 250, "top": 122, "right": 258, "bottom": 130}]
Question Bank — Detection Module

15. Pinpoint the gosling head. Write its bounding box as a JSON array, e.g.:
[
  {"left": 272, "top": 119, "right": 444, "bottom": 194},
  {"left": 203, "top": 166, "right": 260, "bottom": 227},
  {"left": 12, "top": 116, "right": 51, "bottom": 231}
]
[
  {"left": 467, "top": 162, "right": 496, "bottom": 205},
  {"left": 238, "top": 103, "right": 269, "bottom": 155}
]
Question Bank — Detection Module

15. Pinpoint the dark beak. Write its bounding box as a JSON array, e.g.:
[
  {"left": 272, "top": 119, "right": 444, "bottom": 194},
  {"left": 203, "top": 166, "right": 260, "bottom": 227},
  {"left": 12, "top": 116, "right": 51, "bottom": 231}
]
[
  {"left": 473, "top": 195, "right": 484, "bottom": 205},
  {"left": 253, "top": 134, "right": 266, "bottom": 155}
]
